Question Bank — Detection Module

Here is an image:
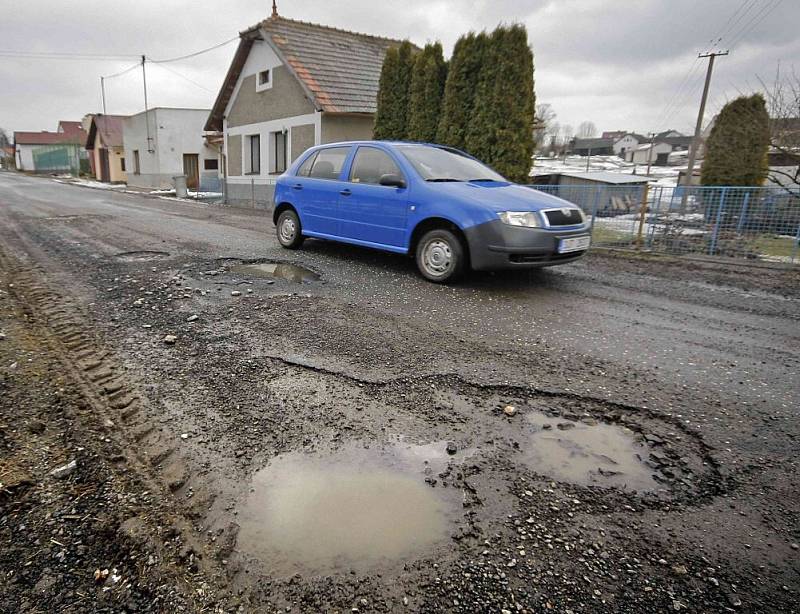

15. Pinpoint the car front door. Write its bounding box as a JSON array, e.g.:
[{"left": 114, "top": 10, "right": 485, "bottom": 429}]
[
  {"left": 291, "top": 146, "right": 351, "bottom": 236},
  {"left": 338, "top": 146, "right": 409, "bottom": 248}
]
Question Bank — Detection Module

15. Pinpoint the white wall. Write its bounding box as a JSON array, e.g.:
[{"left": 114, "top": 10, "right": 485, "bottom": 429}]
[
  {"left": 629, "top": 142, "right": 672, "bottom": 165},
  {"left": 613, "top": 134, "right": 643, "bottom": 155},
  {"left": 123, "top": 108, "right": 216, "bottom": 189},
  {"left": 15, "top": 145, "right": 36, "bottom": 171}
]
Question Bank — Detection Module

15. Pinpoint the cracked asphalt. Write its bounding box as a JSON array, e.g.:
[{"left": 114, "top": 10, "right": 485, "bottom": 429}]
[{"left": 1, "top": 171, "right": 798, "bottom": 613}]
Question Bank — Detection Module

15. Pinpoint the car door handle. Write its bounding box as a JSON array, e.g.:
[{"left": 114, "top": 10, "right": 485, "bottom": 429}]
[
  {"left": 292, "top": 183, "right": 303, "bottom": 190},
  {"left": 340, "top": 188, "right": 352, "bottom": 196}
]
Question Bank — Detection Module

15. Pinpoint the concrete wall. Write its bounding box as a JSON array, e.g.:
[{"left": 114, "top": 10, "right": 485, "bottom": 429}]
[
  {"left": 227, "top": 134, "right": 242, "bottom": 176},
  {"left": 321, "top": 114, "right": 374, "bottom": 143},
  {"left": 225, "top": 180, "right": 276, "bottom": 210},
  {"left": 123, "top": 108, "right": 217, "bottom": 189},
  {"left": 291, "top": 124, "right": 315, "bottom": 161}
]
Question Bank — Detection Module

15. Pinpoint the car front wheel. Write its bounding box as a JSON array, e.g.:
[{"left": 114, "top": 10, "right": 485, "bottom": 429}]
[
  {"left": 276, "top": 209, "right": 304, "bottom": 249},
  {"left": 416, "top": 229, "right": 465, "bottom": 283}
]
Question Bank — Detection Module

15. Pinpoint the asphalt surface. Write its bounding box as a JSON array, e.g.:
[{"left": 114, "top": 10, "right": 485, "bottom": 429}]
[{"left": 1, "top": 170, "right": 798, "bottom": 613}]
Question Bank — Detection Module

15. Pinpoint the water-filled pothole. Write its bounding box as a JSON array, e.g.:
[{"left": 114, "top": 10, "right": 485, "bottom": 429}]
[
  {"left": 230, "top": 262, "right": 320, "bottom": 283},
  {"left": 521, "top": 412, "right": 663, "bottom": 492},
  {"left": 236, "top": 440, "right": 463, "bottom": 575},
  {"left": 114, "top": 250, "right": 170, "bottom": 262}
]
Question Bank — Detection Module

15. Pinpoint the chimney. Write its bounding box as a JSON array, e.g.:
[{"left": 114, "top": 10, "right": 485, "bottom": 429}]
[{"left": 271, "top": 0, "right": 278, "bottom": 18}]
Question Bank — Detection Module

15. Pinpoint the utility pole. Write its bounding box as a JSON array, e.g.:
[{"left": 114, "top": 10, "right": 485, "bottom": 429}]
[
  {"left": 141, "top": 55, "right": 154, "bottom": 152},
  {"left": 682, "top": 51, "right": 728, "bottom": 198},
  {"left": 100, "top": 77, "right": 107, "bottom": 114},
  {"left": 645, "top": 132, "right": 656, "bottom": 176}
]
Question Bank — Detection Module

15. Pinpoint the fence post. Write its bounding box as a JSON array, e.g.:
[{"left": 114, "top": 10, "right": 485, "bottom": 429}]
[
  {"left": 735, "top": 192, "right": 750, "bottom": 234},
  {"left": 589, "top": 186, "right": 599, "bottom": 233},
  {"left": 708, "top": 187, "right": 728, "bottom": 256},
  {"left": 636, "top": 183, "right": 650, "bottom": 250},
  {"left": 792, "top": 223, "right": 800, "bottom": 265}
]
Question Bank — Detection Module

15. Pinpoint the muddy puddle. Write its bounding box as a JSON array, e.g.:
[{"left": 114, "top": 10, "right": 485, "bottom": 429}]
[
  {"left": 236, "top": 440, "right": 463, "bottom": 575},
  {"left": 230, "top": 262, "right": 319, "bottom": 283},
  {"left": 521, "top": 412, "right": 660, "bottom": 492}
]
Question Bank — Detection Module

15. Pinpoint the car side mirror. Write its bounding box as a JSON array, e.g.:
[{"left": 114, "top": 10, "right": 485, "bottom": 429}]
[{"left": 379, "top": 173, "right": 406, "bottom": 188}]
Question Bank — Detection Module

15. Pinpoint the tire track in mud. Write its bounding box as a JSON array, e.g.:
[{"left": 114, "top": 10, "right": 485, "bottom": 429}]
[{"left": 0, "top": 248, "right": 229, "bottom": 588}]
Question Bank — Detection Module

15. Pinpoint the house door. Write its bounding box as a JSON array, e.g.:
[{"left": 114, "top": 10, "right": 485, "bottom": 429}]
[
  {"left": 99, "top": 149, "right": 110, "bottom": 182},
  {"left": 183, "top": 154, "right": 200, "bottom": 189}
]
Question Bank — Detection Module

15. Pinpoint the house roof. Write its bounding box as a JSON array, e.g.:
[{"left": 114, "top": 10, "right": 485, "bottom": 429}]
[
  {"left": 86, "top": 114, "right": 126, "bottom": 149},
  {"left": 659, "top": 135, "right": 693, "bottom": 148},
  {"left": 572, "top": 137, "right": 614, "bottom": 150},
  {"left": 14, "top": 131, "right": 65, "bottom": 146},
  {"left": 57, "top": 121, "right": 87, "bottom": 144},
  {"left": 205, "top": 15, "right": 410, "bottom": 131}
]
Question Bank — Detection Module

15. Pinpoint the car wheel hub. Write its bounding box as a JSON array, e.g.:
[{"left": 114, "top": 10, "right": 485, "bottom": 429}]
[
  {"left": 280, "top": 218, "right": 296, "bottom": 242},
  {"left": 423, "top": 239, "right": 452, "bottom": 276}
]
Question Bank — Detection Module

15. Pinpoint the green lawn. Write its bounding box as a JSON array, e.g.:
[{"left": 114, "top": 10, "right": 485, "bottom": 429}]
[
  {"left": 590, "top": 224, "right": 634, "bottom": 245},
  {"left": 750, "top": 234, "right": 799, "bottom": 258}
]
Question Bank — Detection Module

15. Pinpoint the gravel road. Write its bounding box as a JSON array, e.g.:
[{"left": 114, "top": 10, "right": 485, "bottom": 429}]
[{"left": 1, "top": 171, "right": 798, "bottom": 613}]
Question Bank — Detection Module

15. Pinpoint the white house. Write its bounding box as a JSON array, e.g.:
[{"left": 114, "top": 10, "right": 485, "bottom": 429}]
[
  {"left": 612, "top": 133, "right": 648, "bottom": 157},
  {"left": 123, "top": 108, "right": 219, "bottom": 191},
  {"left": 627, "top": 141, "right": 673, "bottom": 165}
]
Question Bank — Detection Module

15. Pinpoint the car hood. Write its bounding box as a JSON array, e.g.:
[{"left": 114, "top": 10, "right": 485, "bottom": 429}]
[{"left": 428, "top": 181, "right": 575, "bottom": 212}]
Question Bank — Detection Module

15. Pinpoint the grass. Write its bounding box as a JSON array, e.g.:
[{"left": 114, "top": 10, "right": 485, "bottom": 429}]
[
  {"left": 590, "top": 224, "right": 635, "bottom": 245},
  {"left": 749, "top": 234, "right": 799, "bottom": 258}
]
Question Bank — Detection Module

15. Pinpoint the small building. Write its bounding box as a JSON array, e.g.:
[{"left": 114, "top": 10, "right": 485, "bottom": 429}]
[
  {"left": 570, "top": 137, "right": 614, "bottom": 156},
  {"left": 85, "top": 114, "right": 127, "bottom": 183},
  {"left": 530, "top": 171, "right": 649, "bottom": 216},
  {"left": 612, "top": 133, "right": 648, "bottom": 157},
  {"left": 123, "top": 108, "right": 219, "bottom": 191},
  {"left": 205, "top": 11, "right": 412, "bottom": 208},
  {"left": 13, "top": 120, "right": 88, "bottom": 174},
  {"left": 627, "top": 141, "right": 674, "bottom": 165}
]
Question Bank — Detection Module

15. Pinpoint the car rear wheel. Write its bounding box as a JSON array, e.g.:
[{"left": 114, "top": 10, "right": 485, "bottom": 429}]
[
  {"left": 416, "top": 229, "right": 465, "bottom": 283},
  {"left": 276, "top": 209, "right": 304, "bottom": 249}
]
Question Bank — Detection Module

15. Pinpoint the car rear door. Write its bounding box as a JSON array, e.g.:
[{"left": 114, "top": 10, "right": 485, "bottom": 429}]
[
  {"left": 291, "top": 146, "right": 352, "bottom": 236},
  {"left": 338, "top": 146, "right": 409, "bottom": 248}
]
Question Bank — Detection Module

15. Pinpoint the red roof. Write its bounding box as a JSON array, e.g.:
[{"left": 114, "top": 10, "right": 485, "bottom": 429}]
[
  {"left": 86, "top": 114, "right": 125, "bottom": 149},
  {"left": 14, "top": 119, "right": 87, "bottom": 146}
]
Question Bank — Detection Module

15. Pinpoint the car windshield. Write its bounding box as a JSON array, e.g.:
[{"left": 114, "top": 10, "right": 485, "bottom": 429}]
[{"left": 396, "top": 145, "right": 506, "bottom": 182}]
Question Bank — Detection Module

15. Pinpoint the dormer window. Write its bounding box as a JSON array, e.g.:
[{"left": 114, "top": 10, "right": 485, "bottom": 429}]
[{"left": 257, "top": 69, "right": 272, "bottom": 91}]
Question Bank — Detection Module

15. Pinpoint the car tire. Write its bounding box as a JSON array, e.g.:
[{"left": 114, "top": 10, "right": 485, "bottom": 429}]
[
  {"left": 276, "top": 209, "right": 304, "bottom": 249},
  {"left": 416, "top": 228, "right": 465, "bottom": 283}
]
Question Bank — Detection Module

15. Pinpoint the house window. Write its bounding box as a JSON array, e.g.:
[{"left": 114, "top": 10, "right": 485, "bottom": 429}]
[
  {"left": 256, "top": 69, "right": 272, "bottom": 91},
  {"left": 133, "top": 150, "right": 140, "bottom": 175},
  {"left": 270, "top": 130, "right": 287, "bottom": 174},
  {"left": 204, "top": 158, "right": 219, "bottom": 171},
  {"left": 120, "top": 158, "right": 126, "bottom": 172},
  {"left": 246, "top": 134, "right": 261, "bottom": 174}
]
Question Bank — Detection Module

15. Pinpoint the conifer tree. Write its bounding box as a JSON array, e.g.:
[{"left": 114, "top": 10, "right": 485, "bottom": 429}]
[
  {"left": 373, "top": 41, "right": 416, "bottom": 140},
  {"left": 465, "top": 25, "right": 536, "bottom": 183},
  {"left": 436, "top": 32, "right": 487, "bottom": 149},
  {"left": 407, "top": 42, "right": 447, "bottom": 142},
  {"left": 701, "top": 94, "right": 770, "bottom": 186}
]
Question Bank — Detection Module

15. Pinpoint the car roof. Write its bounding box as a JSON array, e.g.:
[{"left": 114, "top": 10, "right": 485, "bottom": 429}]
[{"left": 313, "top": 140, "right": 440, "bottom": 148}]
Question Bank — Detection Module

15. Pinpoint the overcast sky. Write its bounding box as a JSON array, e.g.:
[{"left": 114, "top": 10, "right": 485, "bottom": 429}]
[{"left": 1, "top": 0, "right": 798, "bottom": 138}]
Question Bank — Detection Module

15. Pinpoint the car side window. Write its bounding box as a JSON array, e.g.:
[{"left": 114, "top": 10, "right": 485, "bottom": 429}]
[
  {"left": 308, "top": 147, "right": 350, "bottom": 180},
  {"left": 296, "top": 152, "right": 317, "bottom": 177},
  {"left": 350, "top": 147, "right": 403, "bottom": 185}
]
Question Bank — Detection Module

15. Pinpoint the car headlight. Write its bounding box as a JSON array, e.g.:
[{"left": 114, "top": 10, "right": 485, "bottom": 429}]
[{"left": 498, "top": 211, "right": 542, "bottom": 228}]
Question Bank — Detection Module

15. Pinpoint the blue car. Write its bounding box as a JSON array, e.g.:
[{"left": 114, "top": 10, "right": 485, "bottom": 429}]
[{"left": 273, "top": 141, "right": 591, "bottom": 283}]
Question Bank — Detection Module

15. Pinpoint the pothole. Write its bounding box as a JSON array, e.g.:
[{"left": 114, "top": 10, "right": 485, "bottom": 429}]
[
  {"left": 521, "top": 411, "right": 661, "bottom": 492},
  {"left": 236, "top": 440, "right": 463, "bottom": 575},
  {"left": 230, "top": 262, "right": 320, "bottom": 283},
  {"left": 114, "top": 250, "right": 171, "bottom": 262}
]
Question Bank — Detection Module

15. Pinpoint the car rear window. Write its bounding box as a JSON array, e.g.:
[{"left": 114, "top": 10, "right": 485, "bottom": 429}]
[{"left": 308, "top": 147, "right": 350, "bottom": 180}]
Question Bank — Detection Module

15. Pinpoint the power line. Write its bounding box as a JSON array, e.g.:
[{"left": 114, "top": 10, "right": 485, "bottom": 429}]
[
  {"left": 152, "top": 62, "right": 216, "bottom": 93},
  {"left": 102, "top": 61, "right": 141, "bottom": 80},
  {"left": 0, "top": 50, "right": 139, "bottom": 61},
  {"left": 148, "top": 36, "right": 239, "bottom": 64},
  {"left": 726, "top": 0, "right": 782, "bottom": 49}
]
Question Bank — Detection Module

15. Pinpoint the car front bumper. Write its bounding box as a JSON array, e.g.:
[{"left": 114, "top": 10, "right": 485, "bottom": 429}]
[{"left": 463, "top": 219, "right": 591, "bottom": 271}]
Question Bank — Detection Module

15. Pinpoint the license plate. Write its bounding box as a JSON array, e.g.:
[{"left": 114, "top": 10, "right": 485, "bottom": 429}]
[{"left": 558, "top": 235, "right": 591, "bottom": 253}]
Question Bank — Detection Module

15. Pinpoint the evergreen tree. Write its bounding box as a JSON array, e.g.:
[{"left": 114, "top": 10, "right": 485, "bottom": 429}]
[
  {"left": 465, "top": 25, "right": 536, "bottom": 183},
  {"left": 701, "top": 94, "right": 770, "bottom": 186},
  {"left": 407, "top": 42, "right": 447, "bottom": 142},
  {"left": 373, "top": 40, "right": 416, "bottom": 140},
  {"left": 437, "top": 32, "right": 487, "bottom": 149}
]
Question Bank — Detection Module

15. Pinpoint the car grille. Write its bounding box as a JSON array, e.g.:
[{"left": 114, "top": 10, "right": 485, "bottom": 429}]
[{"left": 543, "top": 208, "right": 583, "bottom": 226}]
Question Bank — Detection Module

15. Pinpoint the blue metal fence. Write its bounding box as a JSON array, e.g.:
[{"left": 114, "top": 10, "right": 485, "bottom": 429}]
[{"left": 526, "top": 184, "right": 800, "bottom": 264}]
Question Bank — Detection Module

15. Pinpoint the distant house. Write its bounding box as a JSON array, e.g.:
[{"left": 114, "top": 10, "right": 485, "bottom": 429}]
[
  {"left": 627, "top": 141, "right": 674, "bottom": 166},
  {"left": 13, "top": 120, "right": 88, "bottom": 174},
  {"left": 85, "top": 114, "right": 127, "bottom": 183},
  {"left": 123, "top": 108, "right": 220, "bottom": 191},
  {"left": 205, "top": 11, "right": 411, "bottom": 208},
  {"left": 601, "top": 130, "right": 627, "bottom": 140},
  {"left": 530, "top": 171, "right": 649, "bottom": 216},
  {"left": 571, "top": 137, "right": 614, "bottom": 156},
  {"left": 612, "top": 133, "right": 649, "bottom": 157}
]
